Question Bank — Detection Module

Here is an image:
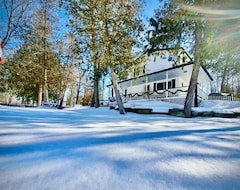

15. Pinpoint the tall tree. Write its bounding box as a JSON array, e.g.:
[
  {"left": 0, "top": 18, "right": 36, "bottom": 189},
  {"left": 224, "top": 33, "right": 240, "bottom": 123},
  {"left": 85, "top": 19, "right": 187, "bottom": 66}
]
[
  {"left": 67, "top": 1, "right": 103, "bottom": 108},
  {"left": 100, "top": 0, "right": 144, "bottom": 114},
  {"left": 55, "top": 34, "right": 85, "bottom": 108},
  {"left": 204, "top": 0, "right": 240, "bottom": 96},
  {"left": 181, "top": 0, "right": 240, "bottom": 117},
  {"left": 20, "top": 0, "right": 61, "bottom": 106},
  {"left": 34, "top": 0, "right": 61, "bottom": 105},
  {"left": 0, "top": 38, "right": 60, "bottom": 105},
  {"left": 146, "top": 0, "right": 194, "bottom": 52},
  {"left": 67, "top": 0, "right": 144, "bottom": 114},
  {"left": 9, "top": 0, "right": 62, "bottom": 106},
  {"left": 147, "top": 0, "right": 219, "bottom": 117}
]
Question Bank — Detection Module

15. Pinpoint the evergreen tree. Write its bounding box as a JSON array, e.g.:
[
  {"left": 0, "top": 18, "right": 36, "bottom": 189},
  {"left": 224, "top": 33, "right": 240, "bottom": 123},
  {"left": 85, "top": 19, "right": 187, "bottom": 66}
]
[
  {"left": 205, "top": 0, "right": 240, "bottom": 96},
  {"left": 0, "top": 0, "right": 63, "bottom": 106},
  {"left": 147, "top": 0, "right": 220, "bottom": 117},
  {"left": 1, "top": 34, "right": 61, "bottom": 105},
  {"left": 67, "top": 0, "right": 144, "bottom": 114},
  {"left": 66, "top": 1, "right": 103, "bottom": 108}
]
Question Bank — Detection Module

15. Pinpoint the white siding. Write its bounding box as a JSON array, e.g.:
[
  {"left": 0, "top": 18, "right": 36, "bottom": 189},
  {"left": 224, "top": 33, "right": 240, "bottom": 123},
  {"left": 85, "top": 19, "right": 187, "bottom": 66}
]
[
  {"left": 146, "top": 52, "right": 174, "bottom": 74},
  {"left": 144, "top": 50, "right": 192, "bottom": 75},
  {"left": 198, "top": 67, "right": 212, "bottom": 95}
]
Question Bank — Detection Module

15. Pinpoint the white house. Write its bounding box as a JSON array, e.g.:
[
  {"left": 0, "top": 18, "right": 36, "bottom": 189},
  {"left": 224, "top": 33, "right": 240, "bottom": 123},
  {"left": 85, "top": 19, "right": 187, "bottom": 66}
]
[{"left": 108, "top": 48, "right": 213, "bottom": 105}]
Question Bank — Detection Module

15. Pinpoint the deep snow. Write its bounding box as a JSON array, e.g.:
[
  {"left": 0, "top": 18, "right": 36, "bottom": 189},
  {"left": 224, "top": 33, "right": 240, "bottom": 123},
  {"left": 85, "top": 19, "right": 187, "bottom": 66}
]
[{"left": 0, "top": 101, "right": 240, "bottom": 190}]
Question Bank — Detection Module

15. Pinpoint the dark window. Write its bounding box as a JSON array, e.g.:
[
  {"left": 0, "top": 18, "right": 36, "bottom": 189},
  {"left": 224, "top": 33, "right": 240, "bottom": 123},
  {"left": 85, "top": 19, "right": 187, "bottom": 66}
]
[
  {"left": 143, "top": 66, "right": 146, "bottom": 74},
  {"left": 172, "top": 79, "right": 176, "bottom": 88},
  {"left": 147, "top": 85, "right": 150, "bottom": 92},
  {"left": 168, "top": 81, "right": 172, "bottom": 89},
  {"left": 155, "top": 79, "right": 176, "bottom": 91},
  {"left": 157, "top": 82, "right": 166, "bottom": 90},
  {"left": 183, "top": 56, "right": 185, "bottom": 63},
  {"left": 168, "top": 79, "right": 176, "bottom": 89}
]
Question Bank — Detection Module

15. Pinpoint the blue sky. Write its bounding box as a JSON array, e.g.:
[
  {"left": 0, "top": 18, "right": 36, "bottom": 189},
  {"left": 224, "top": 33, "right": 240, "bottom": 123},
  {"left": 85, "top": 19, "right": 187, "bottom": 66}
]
[
  {"left": 143, "top": 0, "right": 160, "bottom": 18},
  {"left": 0, "top": 0, "right": 161, "bottom": 54}
]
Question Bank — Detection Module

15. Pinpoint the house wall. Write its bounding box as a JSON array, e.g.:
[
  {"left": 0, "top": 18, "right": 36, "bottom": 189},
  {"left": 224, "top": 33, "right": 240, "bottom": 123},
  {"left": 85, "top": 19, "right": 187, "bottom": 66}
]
[
  {"left": 198, "top": 67, "right": 212, "bottom": 95},
  {"left": 109, "top": 49, "right": 212, "bottom": 105},
  {"left": 146, "top": 51, "right": 174, "bottom": 74},
  {"left": 118, "top": 64, "right": 211, "bottom": 101},
  {"left": 145, "top": 50, "right": 192, "bottom": 75}
]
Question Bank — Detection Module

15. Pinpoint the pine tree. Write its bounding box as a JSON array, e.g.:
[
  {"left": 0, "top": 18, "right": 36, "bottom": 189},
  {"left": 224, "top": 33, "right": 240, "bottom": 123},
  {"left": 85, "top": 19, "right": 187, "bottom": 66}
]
[
  {"left": 147, "top": 0, "right": 220, "bottom": 117},
  {"left": 204, "top": 0, "right": 240, "bottom": 96},
  {"left": 1, "top": 0, "right": 63, "bottom": 106},
  {"left": 67, "top": 0, "right": 144, "bottom": 114}
]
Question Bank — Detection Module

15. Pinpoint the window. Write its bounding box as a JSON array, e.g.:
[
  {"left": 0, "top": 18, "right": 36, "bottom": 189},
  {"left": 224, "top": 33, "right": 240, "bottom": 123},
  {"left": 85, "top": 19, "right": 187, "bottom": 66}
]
[
  {"left": 156, "top": 79, "right": 176, "bottom": 91},
  {"left": 172, "top": 79, "right": 176, "bottom": 88},
  {"left": 168, "top": 81, "right": 172, "bottom": 89},
  {"left": 182, "top": 56, "right": 186, "bottom": 63},
  {"left": 132, "top": 76, "right": 146, "bottom": 85},
  {"left": 157, "top": 82, "right": 166, "bottom": 90},
  {"left": 147, "top": 85, "right": 150, "bottom": 92},
  {"left": 142, "top": 66, "right": 146, "bottom": 74}
]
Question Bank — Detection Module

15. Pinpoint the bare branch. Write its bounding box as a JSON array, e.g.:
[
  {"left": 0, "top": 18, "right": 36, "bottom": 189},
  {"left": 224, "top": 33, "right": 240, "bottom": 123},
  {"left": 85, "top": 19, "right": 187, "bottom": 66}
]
[{"left": 1, "top": 0, "right": 33, "bottom": 48}]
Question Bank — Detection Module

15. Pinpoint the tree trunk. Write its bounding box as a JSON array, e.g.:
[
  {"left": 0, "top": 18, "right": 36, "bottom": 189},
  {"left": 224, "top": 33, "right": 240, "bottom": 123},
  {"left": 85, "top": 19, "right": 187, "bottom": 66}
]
[
  {"left": 58, "top": 93, "right": 65, "bottom": 109},
  {"left": 93, "top": 74, "right": 100, "bottom": 108},
  {"left": 91, "top": 65, "right": 100, "bottom": 108},
  {"left": 69, "top": 87, "right": 74, "bottom": 107},
  {"left": 38, "top": 85, "right": 43, "bottom": 106},
  {"left": 58, "top": 87, "right": 67, "bottom": 109},
  {"left": 184, "top": 21, "right": 202, "bottom": 118},
  {"left": 220, "top": 65, "right": 228, "bottom": 92},
  {"left": 110, "top": 67, "right": 125, "bottom": 114},
  {"left": 90, "top": 90, "right": 95, "bottom": 107},
  {"left": 59, "top": 97, "right": 64, "bottom": 109},
  {"left": 43, "top": 68, "right": 49, "bottom": 104},
  {"left": 75, "top": 82, "right": 80, "bottom": 104},
  {"left": 184, "top": 62, "right": 200, "bottom": 117}
]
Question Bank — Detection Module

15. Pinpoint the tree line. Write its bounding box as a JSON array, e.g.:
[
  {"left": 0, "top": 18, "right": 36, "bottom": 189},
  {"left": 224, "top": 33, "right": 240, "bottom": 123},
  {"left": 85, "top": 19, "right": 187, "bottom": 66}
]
[{"left": 0, "top": 0, "right": 239, "bottom": 117}]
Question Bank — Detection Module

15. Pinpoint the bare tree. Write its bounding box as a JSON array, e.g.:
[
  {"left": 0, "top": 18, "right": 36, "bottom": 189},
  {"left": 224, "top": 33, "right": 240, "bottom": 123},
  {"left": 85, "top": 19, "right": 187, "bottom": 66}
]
[{"left": 0, "top": 0, "right": 33, "bottom": 48}]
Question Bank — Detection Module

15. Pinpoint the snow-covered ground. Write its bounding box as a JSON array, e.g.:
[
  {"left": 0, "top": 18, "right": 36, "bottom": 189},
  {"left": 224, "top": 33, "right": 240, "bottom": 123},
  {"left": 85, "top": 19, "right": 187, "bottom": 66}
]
[
  {"left": 124, "top": 99, "right": 240, "bottom": 113},
  {"left": 0, "top": 100, "right": 240, "bottom": 190}
]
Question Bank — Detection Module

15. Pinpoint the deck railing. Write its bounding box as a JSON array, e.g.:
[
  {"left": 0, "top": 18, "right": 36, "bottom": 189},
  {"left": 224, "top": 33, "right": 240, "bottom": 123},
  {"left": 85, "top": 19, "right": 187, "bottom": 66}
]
[
  {"left": 124, "top": 86, "right": 189, "bottom": 101},
  {"left": 123, "top": 86, "right": 212, "bottom": 103},
  {"left": 208, "top": 95, "right": 240, "bottom": 102}
]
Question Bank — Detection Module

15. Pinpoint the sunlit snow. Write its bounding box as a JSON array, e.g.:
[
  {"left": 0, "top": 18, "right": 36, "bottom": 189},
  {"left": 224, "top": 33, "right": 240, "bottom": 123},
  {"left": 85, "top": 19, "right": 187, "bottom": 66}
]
[{"left": 0, "top": 101, "right": 240, "bottom": 190}]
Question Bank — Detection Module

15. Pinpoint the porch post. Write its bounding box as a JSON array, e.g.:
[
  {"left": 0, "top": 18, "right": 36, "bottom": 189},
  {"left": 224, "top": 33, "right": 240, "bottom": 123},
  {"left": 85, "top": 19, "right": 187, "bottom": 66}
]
[
  {"left": 146, "top": 76, "right": 149, "bottom": 99},
  {"left": 194, "top": 83, "right": 198, "bottom": 107},
  {"left": 145, "top": 76, "right": 148, "bottom": 90},
  {"left": 112, "top": 88, "right": 114, "bottom": 97},
  {"left": 166, "top": 71, "right": 168, "bottom": 98}
]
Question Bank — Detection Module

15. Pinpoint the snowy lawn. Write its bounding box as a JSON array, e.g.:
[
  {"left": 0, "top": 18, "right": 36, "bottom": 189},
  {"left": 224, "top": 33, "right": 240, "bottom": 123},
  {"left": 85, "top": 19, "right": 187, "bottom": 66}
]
[{"left": 0, "top": 104, "right": 240, "bottom": 190}]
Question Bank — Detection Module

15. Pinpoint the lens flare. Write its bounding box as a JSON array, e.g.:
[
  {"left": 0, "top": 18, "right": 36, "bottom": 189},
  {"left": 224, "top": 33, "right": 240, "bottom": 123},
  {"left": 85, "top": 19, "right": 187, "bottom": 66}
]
[{"left": 181, "top": 4, "right": 240, "bottom": 20}]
